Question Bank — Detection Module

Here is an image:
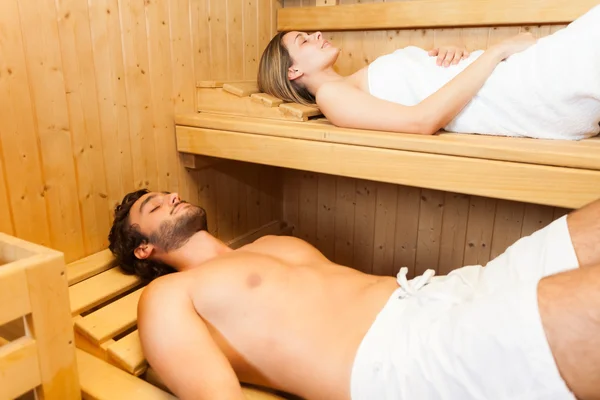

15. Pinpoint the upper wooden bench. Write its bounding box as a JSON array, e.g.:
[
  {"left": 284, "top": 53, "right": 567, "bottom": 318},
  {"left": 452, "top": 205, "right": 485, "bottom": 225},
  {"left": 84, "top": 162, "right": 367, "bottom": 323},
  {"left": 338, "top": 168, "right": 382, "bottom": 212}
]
[
  {"left": 176, "top": 109, "right": 600, "bottom": 210},
  {"left": 179, "top": 0, "right": 600, "bottom": 210}
]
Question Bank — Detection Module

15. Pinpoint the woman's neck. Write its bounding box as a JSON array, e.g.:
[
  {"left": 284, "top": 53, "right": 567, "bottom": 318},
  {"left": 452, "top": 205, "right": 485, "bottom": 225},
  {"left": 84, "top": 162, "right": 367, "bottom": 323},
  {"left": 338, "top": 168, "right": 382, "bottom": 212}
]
[{"left": 302, "top": 67, "right": 345, "bottom": 95}]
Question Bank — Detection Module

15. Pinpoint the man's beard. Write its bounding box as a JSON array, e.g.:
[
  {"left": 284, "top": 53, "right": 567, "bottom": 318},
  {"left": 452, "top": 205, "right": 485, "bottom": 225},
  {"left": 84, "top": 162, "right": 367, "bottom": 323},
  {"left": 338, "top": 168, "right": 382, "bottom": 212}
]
[{"left": 148, "top": 204, "right": 208, "bottom": 252}]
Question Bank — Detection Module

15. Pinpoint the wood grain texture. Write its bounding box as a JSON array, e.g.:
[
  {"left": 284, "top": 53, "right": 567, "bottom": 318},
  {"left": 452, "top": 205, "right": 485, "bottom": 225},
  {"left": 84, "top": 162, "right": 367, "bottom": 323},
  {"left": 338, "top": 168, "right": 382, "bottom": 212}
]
[
  {"left": 278, "top": 0, "right": 598, "bottom": 31},
  {"left": 176, "top": 126, "right": 600, "bottom": 209},
  {"left": 0, "top": 0, "right": 282, "bottom": 261}
]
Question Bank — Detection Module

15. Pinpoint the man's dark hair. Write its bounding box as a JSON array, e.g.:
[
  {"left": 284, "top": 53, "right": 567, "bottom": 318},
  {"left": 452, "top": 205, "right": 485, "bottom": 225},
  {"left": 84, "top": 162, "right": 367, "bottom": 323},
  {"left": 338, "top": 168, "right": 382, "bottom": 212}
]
[{"left": 108, "top": 189, "right": 175, "bottom": 281}]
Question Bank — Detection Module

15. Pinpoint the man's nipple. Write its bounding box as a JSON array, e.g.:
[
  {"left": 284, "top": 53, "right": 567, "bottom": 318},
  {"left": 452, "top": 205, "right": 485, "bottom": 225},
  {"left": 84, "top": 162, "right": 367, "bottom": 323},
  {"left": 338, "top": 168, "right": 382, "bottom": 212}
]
[{"left": 246, "top": 273, "right": 262, "bottom": 289}]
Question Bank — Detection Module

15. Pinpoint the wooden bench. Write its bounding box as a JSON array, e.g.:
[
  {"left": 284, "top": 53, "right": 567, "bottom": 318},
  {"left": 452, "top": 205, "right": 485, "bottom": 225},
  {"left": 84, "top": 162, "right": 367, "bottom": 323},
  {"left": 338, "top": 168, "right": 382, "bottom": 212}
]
[
  {"left": 68, "top": 221, "right": 293, "bottom": 399},
  {"left": 176, "top": 0, "right": 600, "bottom": 210},
  {"left": 176, "top": 111, "right": 600, "bottom": 210},
  {"left": 0, "top": 233, "right": 80, "bottom": 399}
]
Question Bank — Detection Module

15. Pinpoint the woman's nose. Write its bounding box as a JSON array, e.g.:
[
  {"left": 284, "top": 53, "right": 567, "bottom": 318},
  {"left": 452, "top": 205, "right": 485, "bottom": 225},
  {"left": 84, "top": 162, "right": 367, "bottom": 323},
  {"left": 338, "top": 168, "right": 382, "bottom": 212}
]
[{"left": 314, "top": 31, "right": 322, "bottom": 40}]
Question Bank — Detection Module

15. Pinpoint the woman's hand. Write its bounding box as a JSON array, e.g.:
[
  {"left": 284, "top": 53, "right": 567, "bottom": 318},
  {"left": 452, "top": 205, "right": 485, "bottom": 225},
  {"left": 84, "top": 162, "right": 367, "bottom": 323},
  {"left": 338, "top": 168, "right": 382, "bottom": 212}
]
[
  {"left": 429, "top": 46, "right": 470, "bottom": 67},
  {"left": 492, "top": 32, "right": 538, "bottom": 60}
]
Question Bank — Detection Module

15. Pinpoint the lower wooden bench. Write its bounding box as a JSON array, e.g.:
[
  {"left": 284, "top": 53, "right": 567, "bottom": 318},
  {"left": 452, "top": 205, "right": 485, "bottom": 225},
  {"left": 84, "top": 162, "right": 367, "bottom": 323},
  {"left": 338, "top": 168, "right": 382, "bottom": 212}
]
[{"left": 67, "top": 221, "right": 293, "bottom": 399}]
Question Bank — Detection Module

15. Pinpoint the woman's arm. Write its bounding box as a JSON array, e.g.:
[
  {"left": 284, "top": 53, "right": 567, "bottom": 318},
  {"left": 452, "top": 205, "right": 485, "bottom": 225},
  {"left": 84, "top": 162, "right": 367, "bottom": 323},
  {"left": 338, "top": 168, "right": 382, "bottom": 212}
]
[{"left": 317, "top": 33, "right": 537, "bottom": 135}]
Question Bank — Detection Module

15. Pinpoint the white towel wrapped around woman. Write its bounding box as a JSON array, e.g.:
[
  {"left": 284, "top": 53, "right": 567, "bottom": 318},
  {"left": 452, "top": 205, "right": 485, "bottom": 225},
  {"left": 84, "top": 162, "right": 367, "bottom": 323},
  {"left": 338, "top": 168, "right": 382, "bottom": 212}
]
[{"left": 368, "top": 5, "right": 600, "bottom": 140}]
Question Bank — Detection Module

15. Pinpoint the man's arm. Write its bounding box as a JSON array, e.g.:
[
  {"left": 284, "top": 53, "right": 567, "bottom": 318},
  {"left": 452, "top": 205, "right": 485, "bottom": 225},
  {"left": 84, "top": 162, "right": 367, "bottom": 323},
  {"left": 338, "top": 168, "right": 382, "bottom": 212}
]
[{"left": 138, "top": 277, "right": 245, "bottom": 400}]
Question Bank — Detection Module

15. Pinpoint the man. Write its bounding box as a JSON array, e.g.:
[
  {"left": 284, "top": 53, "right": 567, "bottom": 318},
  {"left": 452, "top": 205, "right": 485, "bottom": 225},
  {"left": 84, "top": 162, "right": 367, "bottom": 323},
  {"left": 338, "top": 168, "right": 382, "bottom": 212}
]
[{"left": 108, "top": 189, "right": 600, "bottom": 400}]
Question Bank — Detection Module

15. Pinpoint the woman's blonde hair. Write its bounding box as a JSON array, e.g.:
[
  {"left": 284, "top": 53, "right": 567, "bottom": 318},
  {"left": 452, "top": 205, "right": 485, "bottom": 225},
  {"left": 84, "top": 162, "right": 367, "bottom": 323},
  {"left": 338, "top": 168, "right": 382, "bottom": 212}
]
[{"left": 258, "top": 31, "right": 316, "bottom": 106}]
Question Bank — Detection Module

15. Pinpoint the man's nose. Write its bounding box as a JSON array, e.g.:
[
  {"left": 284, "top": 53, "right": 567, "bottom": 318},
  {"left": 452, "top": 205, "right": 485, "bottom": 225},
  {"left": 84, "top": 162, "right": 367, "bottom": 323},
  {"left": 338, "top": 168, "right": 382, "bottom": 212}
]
[{"left": 168, "top": 192, "right": 180, "bottom": 204}]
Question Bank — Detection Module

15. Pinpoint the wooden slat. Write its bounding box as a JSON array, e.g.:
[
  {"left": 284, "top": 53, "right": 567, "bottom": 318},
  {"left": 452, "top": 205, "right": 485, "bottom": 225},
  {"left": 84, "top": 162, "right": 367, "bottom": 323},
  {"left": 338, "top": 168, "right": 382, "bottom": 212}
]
[
  {"left": 352, "top": 179, "right": 376, "bottom": 273},
  {"left": 438, "top": 192, "right": 469, "bottom": 275},
  {"left": 223, "top": 82, "right": 260, "bottom": 97},
  {"left": 145, "top": 0, "right": 179, "bottom": 193},
  {"left": 415, "top": 189, "right": 444, "bottom": 276},
  {"left": 55, "top": 0, "right": 110, "bottom": 255},
  {"left": 69, "top": 267, "right": 142, "bottom": 315},
  {"left": 278, "top": 103, "right": 322, "bottom": 120},
  {"left": 67, "top": 249, "right": 115, "bottom": 286},
  {"left": 490, "top": 200, "right": 525, "bottom": 259},
  {"left": 334, "top": 176, "right": 356, "bottom": 267},
  {"left": 77, "top": 348, "right": 175, "bottom": 400},
  {"left": 0, "top": 266, "right": 30, "bottom": 326},
  {"left": 119, "top": 0, "right": 157, "bottom": 191},
  {"left": 75, "top": 288, "right": 143, "bottom": 344},
  {"left": 251, "top": 93, "right": 284, "bottom": 108},
  {"left": 244, "top": 0, "right": 259, "bottom": 80},
  {"left": 214, "top": 163, "right": 235, "bottom": 241},
  {"left": 394, "top": 186, "right": 421, "bottom": 277},
  {"left": 88, "top": 0, "right": 135, "bottom": 217},
  {"left": 297, "top": 172, "right": 318, "bottom": 245},
  {"left": 0, "top": 337, "right": 40, "bottom": 400},
  {"left": 463, "top": 197, "right": 497, "bottom": 266},
  {"left": 17, "top": 0, "right": 85, "bottom": 261},
  {"left": 227, "top": 0, "right": 245, "bottom": 80},
  {"left": 73, "top": 318, "right": 115, "bottom": 363},
  {"left": 0, "top": 151, "right": 13, "bottom": 236},
  {"left": 176, "top": 126, "right": 600, "bottom": 209},
  {"left": 521, "top": 203, "right": 555, "bottom": 237},
  {"left": 107, "top": 330, "right": 146, "bottom": 376},
  {"left": 371, "top": 183, "right": 397, "bottom": 276},
  {"left": 0, "top": 0, "right": 51, "bottom": 246},
  {"left": 315, "top": 174, "right": 336, "bottom": 261},
  {"left": 278, "top": 0, "right": 599, "bottom": 31},
  {"left": 283, "top": 170, "right": 301, "bottom": 237},
  {"left": 175, "top": 113, "right": 600, "bottom": 171}
]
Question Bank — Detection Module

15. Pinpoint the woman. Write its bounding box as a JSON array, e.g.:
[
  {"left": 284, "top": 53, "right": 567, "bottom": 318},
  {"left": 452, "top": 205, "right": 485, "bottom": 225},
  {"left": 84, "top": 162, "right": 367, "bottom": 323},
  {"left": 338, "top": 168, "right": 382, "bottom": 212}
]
[{"left": 258, "top": 6, "right": 600, "bottom": 140}]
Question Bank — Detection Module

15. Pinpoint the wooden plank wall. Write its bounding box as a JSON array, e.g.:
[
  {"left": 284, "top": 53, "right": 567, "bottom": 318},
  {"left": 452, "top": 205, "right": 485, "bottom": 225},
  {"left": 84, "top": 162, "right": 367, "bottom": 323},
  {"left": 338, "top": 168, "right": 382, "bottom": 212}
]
[
  {"left": 191, "top": 0, "right": 284, "bottom": 243},
  {"left": 282, "top": 0, "right": 573, "bottom": 276},
  {"left": 284, "top": 170, "right": 571, "bottom": 277},
  {"left": 0, "top": 0, "right": 282, "bottom": 262}
]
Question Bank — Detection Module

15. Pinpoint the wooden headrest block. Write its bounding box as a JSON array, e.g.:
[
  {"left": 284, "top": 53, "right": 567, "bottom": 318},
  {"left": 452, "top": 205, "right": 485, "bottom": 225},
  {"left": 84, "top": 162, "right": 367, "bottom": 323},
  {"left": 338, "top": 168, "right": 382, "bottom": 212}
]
[
  {"left": 279, "top": 103, "right": 322, "bottom": 120},
  {"left": 223, "top": 82, "right": 261, "bottom": 97},
  {"left": 251, "top": 93, "right": 284, "bottom": 108}
]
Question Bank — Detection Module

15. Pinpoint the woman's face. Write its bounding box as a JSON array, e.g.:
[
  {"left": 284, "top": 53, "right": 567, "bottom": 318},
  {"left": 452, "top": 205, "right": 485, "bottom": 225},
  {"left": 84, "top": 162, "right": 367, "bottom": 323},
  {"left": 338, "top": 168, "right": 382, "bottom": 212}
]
[{"left": 282, "top": 31, "right": 340, "bottom": 79}]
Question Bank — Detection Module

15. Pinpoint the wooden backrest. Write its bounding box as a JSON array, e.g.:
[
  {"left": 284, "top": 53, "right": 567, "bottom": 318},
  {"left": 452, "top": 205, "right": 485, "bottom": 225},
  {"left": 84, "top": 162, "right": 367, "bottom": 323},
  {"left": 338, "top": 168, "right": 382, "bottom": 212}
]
[
  {"left": 279, "top": 0, "right": 599, "bottom": 31},
  {"left": 278, "top": 0, "right": 598, "bottom": 76},
  {"left": 0, "top": 233, "right": 80, "bottom": 399}
]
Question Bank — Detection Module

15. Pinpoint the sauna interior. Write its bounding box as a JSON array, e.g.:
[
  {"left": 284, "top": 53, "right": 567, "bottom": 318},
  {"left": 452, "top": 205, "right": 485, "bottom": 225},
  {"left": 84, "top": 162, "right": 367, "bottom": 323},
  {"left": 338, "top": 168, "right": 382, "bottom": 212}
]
[{"left": 1, "top": 0, "right": 599, "bottom": 398}]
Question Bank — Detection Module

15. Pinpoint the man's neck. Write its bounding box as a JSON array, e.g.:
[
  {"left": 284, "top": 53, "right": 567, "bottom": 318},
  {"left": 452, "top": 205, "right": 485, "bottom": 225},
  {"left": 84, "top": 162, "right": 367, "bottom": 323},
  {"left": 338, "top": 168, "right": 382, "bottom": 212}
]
[{"left": 156, "top": 231, "right": 231, "bottom": 272}]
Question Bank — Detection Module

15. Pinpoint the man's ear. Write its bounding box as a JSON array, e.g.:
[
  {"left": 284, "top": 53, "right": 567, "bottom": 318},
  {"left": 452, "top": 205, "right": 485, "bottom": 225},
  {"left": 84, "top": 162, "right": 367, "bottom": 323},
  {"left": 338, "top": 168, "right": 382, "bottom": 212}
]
[
  {"left": 134, "top": 242, "right": 154, "bottom": 260},
  {"left": 288, "top": 66, "right": 303, "bottom": 81}
]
